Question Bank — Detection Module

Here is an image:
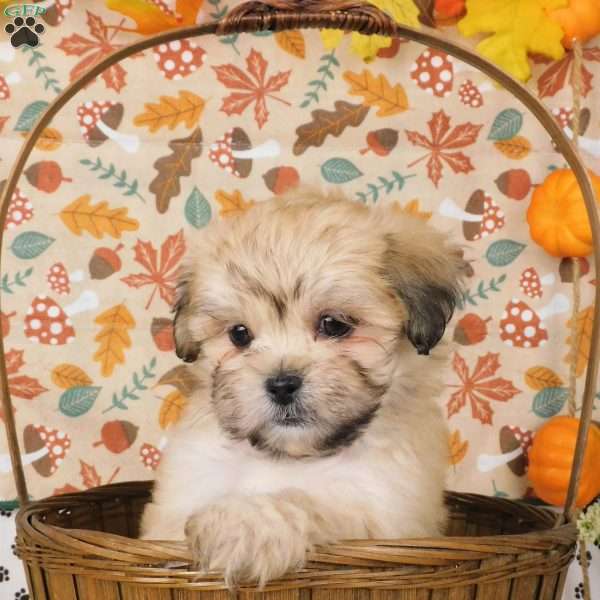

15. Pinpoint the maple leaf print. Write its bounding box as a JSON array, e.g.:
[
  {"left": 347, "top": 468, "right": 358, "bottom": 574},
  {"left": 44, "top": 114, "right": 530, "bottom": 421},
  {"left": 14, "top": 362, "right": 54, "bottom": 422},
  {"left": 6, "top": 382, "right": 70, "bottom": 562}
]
[
  {"left": 56, "top": 11, "right": 142, "bottom": 92},
  {"left": 212, "top": 48, "right": 292, "bottom": 129},
  {"left": 405, "top": 110, "right": 482, "bottom": 187},
  {"left": 536, "top": 47, "right": 600, "bottom": 99},
  {"left": 6, "top": 349, "right": 47, "bottom": 400},
  {"left": 447, "top": 352, "right": 520, "bottom": 425},
  {"left": 121, "top": 230, "right": 186, "bottom": 309}
]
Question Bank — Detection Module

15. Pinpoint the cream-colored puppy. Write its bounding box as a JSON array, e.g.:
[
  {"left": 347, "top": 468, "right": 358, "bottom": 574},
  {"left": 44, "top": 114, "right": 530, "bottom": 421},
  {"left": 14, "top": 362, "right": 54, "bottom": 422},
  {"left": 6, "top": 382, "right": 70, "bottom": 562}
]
[{"left": 141, "top": 188, "right": 464, "bottom": 587}]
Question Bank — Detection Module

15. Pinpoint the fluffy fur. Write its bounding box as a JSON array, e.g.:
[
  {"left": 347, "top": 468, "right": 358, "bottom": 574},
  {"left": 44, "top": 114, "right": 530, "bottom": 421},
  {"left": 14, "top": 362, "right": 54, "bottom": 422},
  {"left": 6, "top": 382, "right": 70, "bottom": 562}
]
[{"left": 140, "top": 188, "right": 465, "bottom": 587}]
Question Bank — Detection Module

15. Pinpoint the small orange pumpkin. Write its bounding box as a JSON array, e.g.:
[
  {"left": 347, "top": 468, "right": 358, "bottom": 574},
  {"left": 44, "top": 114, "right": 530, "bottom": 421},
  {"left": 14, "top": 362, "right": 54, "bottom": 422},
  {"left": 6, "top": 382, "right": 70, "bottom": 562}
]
[
  {"left": 526, "top": 168, "right": 600, "bottom": 258},
  {"left": 548, "top": 0, "right": 600, "bottom": 49},
  {"left": 528, "top": 416, "right": 600, "bottom": 508}
]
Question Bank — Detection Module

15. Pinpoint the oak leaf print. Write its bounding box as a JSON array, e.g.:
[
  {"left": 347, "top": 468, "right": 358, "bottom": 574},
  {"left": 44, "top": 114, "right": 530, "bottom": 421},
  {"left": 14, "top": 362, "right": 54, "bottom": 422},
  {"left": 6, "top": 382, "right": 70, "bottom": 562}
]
[
  {"left": 405, "top": 110, "right": 482, "bottom": 187},
  {"left": 213, "top": 48, "right": 291, "bottom": 129},
  {"left": 564, "top": 305, "right": 594, "bottom": 378},
  {"left": 6, "top": 348, "right": 47, "bottom": 400},
  {"left": 447, "top": 352, "right": 520, "bottom": 425},
  {"left": 94, "top": 304, "right": 136, "bottom": 377},
  {"left": 343, "top": 70, "right": 408, "bottom": 117},
  {"left": 121, "top": 230, "right": 186, "bottom": 309},
  {"left": 133, "top": 91, "right": 205, "bottom": 133},
  {"left": 56, "top": 11, "right": 141, "bottom": 92}
]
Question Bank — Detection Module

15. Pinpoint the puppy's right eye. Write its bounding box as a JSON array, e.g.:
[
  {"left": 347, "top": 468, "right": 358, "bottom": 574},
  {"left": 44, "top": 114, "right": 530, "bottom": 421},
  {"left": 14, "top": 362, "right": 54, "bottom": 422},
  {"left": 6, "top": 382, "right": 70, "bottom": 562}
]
[
  {"left": 229, "top": 324, "right": 253, "bottom": 348},
  {"left": 318, "top": 315, "right": 353, "bottom": 339}
]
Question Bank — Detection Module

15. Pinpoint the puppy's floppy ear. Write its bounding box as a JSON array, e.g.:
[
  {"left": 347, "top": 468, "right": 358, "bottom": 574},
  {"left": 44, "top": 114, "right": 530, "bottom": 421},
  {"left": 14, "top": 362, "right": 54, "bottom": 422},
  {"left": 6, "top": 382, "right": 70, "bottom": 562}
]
[
  {"left": 172, "top": 272, "right": 202, "bottom": 363},
  {"left": 381, "top": 221, "right": 465, "bottom": 356}
]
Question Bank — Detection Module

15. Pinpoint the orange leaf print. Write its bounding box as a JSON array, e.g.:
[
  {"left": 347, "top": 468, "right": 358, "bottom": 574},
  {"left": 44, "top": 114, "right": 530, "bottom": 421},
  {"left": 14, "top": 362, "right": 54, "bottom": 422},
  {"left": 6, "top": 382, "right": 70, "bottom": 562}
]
[
  {"left": 524, "top": 366, "right": 564, "bottom": 390},
  {"left": 275, "top": 30, "right": 306, "bottom": 59},
  {"left": 93, "top": 304, "right": 135, "bottom": 377},
  {"left": 493, "top": 136, "right": 531, "bottom": 159},
  {"left": 159, "top": 390, "right": 189, "bottom": 429},
  {"left": 564, "top": 305, "right": 594, "bottom": 377},
  {"left": 215, "top": 190, "right": 255, "bottom": 218},
  {"left": 449, "top": 430, "right": 469, "bottom": 466}
]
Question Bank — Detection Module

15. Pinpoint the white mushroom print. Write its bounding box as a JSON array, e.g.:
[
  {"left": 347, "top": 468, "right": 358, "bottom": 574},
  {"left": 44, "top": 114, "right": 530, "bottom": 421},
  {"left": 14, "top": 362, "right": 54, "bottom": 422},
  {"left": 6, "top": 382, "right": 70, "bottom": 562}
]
[
  {"left": 4, "top": 186, "right": 32, "bottom": 230},
  {"left": 0, "top": 71, "right": 21, "bottom": 100},
  {"left": 499, "top": 293, "right": 569, "bottom": 348},
  {"left": 477, "top": 425, "right": 534, "bottom": 476},
  {"left": 209, "top": 128, "right": 281, "bottom": 178},
  {"left": 519, "top": 267, "right": 555, "bottom": 299},
  {"left": 77, "top": 101, "right": 140, "bottom": 153},
  {"left": 24, "top": 290, "right": 99, "bottom": 345},
  {"left": 410, "top": 49, "right": 454, "bottom": 97},
  {"left": 153, "top": 40, "right": 205, "bottom": 80},
  {"left": 439, "top": 190, "right": 505, "bottom": 241}
]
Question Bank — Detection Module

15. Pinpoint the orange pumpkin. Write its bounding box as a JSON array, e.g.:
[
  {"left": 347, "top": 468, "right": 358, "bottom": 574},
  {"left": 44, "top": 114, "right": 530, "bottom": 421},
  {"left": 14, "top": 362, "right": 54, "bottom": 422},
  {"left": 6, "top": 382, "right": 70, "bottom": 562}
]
[
  {"left": 526, "top": 168, "right": 600, "bottom": 258},
  {"left": 548, "top": 0, "right": 600, "bottom": 49},
  {"left": 528, "top": 416, "right": 600, "bottom": 508}
]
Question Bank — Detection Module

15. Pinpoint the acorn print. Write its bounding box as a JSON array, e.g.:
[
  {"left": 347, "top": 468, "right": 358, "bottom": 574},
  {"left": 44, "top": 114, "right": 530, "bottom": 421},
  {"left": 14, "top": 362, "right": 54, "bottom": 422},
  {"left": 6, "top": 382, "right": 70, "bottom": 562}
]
[
  {"left": 151, "top": 318, "right": 175, "bottom": 352},
  {"left": 494, "top": 169, "right": 532, "bottom": 201},
  {"left": 360, "top": 128, "right": 399, "bottom": 156},
  {"left": 93, "top": 420, "right": 139, "bottom": 454},
  {"left": 89, "top": 244, "right": 124, "bottom": 280},
  {"left": 263, "top": 166, "right": 300, "bottom": 195},
  {"left": 453, "top": 313, "right": 491, "bottom": 345},
  {"left": 24, "top": 161, "right": 72, "bottom": 194}
]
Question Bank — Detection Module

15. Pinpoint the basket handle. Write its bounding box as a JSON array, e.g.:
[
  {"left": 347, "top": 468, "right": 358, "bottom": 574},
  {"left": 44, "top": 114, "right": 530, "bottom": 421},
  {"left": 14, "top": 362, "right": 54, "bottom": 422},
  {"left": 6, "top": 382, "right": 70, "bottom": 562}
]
[{"left": 0, "top": 2, "right": 598, "bottom": 520}]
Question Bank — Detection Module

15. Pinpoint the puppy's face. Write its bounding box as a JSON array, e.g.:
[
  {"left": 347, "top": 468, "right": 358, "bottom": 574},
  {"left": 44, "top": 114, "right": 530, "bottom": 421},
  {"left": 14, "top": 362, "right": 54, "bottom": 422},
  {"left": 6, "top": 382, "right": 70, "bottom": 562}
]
[{"left": 174, "top": 190, "right": 463, "bottom": 458}]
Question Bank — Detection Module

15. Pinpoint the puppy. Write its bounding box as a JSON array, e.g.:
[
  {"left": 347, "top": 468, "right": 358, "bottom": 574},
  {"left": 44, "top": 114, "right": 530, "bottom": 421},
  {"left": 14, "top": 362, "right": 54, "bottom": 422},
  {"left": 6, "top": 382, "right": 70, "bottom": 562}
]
[{"left": 140, "top": 188, "right": 464, "bottom": 587}]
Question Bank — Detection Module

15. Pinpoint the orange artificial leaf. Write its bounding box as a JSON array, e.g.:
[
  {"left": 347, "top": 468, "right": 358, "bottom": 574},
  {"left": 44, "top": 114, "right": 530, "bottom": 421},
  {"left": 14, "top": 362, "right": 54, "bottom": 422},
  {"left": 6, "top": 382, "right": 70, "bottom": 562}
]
[
  {"left": 343, "top": 70, "right": 409, "bottom": 117},
  {"left": 133, "top": 91, "right": 206, "bottom": 133},
  {"left": 51, "top": 364, "right": 93, "bottom": 389},
  {"left": 493, "top": 136, "right": 531, "bottom": 159},
  {"left": 524, "top": 366, "right": 564, "bottom": 390},
  {"left": 176, "top": 0, "right": 204, "bottom": 25},
  {"left": 60, "top": 195, "right": 139, "bottom": 239},
  {"left": 215, "top": 190, "right": 255, "bottom": 218},
  {"left": 275, "top": 30, "right": 306, "bottom": 59},
  {"left": 121, "top": 230, "right": 186, "bottom": 309},
  {"left": 93, "top": 304, "right": 136, "bottom": 377},
  {"left": 159, "top": 390, "right": 189, "bottom": 429},
  {"left": 392, "top": 198, "right": 432, "bottom": 221},
  {"left": 105, "top": 0, "right": 181, "bottom": 34},
  {"left": 449, "top": 429, "right": 469, "bottom": 465},
  {"left": 565, "top": 305, "right": 594, "bottom": 377}
]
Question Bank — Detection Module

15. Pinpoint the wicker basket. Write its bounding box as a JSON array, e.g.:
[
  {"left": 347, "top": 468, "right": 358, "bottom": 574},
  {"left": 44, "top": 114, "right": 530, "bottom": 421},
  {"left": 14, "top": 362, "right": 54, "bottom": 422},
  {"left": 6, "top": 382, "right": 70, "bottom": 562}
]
[{"left": 1, "top": 2, "right": 599, "bottom": 599}]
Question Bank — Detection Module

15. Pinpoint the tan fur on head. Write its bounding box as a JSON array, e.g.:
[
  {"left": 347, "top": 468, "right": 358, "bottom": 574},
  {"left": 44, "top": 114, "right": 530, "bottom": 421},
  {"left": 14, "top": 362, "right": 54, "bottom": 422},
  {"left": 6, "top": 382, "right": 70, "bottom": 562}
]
[{"left": 142, "top": 188, "right": 464, "bottom": 587}]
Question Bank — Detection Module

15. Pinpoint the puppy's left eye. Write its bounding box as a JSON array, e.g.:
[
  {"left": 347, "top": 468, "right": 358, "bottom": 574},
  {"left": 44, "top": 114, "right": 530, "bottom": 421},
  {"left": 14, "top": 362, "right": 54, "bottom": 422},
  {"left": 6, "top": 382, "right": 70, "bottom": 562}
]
[
  {"left": 229, "top": 324, "right": 253, "bottom": 348},
  {"left": 318, "top": 315, "right": 353, "bottom": 339}
]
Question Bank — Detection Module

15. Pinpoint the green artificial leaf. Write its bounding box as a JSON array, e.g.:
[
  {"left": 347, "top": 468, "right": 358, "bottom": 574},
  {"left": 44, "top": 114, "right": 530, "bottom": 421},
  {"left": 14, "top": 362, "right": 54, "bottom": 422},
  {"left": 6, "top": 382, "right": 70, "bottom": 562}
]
[
  {"left": 14, "top": 101, "right": 49, "bottom": 132},
  {"left": 488, "top": 109, "right": 523, "bottom": 141},
  {"left": 532, "top": 386, "right": 569, "bottom": 418},
  {"left": 486, "top": 239, "right": 526, "bottom": 267},
  {"left": 184, "top": 187, "right": 212, "bottom": 229},
  {"left": 10, "top": 232, "right": 55, "bottom": 259},
  {"left": 59, "top": 386, "right": 102, "bottom": 417},
  {"left": 321, "top": 158, "right": 363, "bottom": 184}
]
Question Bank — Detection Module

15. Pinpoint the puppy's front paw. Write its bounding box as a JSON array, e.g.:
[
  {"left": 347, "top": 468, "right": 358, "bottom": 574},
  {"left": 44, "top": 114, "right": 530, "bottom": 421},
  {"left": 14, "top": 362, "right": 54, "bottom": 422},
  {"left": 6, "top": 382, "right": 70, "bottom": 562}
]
[{"left": 185, "top": 494, "right": 309, "bottom": 587}]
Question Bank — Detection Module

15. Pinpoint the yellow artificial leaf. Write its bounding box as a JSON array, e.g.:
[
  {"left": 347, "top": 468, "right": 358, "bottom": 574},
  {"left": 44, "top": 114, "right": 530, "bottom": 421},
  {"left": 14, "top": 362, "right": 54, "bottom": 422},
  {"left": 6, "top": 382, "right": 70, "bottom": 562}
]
[
  {"left": 449, "top": 429, "right": 469, "bottom": 466},
  {"left": 215, "top": 189, "right": 255, "bottom": 218},
  {"left": 275, "top": 30, "right": 306, "bottom": 59},
  {"left": 133, "top": 91, "right": 205, "bottom": 133},
  {"left": 565, "top": 305, "right": 594, "bottom": 378},
  {"left": 93, "top": 304, "right": 135, "bottom": 377},
  {"left": 51, "top": 364, "right": 93, "bottom": 389},
  {"left": 344, "top": 70, "right": 408, "bottom": 116},
  {"left": 392, "top": 199, "right": 432, "bottom": 221},
  {"left": 524, "top": 366, "right": 564, "bottom": 390},
  {"left": 34, "top": 128, "right": 63, "bottom": 151},
  {"left": 159, "top": 389, "right": 189, "bottom": 429},
  {"left": 457, "top": 0, "right": 566, "bottom": 82},
  {"left": 60, "top": 195, "right": 139, "bottom": 239},
  {"left": 105, "top": 0, "right": 182, "bottom": 34},
  {"left": 320, "top": 29, "right": 345, "bottom": 50},
  {"left": 350, "top": 33, "right": 394, "bottom": 62},
  {"left": 493, "top": 136, "right": 531, "bottom": 159}
]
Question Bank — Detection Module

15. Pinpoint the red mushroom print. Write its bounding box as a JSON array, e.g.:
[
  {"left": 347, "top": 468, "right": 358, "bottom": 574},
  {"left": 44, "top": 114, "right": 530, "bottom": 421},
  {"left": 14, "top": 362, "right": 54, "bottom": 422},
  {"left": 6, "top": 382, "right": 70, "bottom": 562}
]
[
  {"left": 499, "top": 294, "right": 569, "bottom": 349},
  {"left": 24, "top": 291, "right": 98, "bottom": 346},
  {"left": 0, "top": 71, "right": 20, "bottom": 100},
  {"left": 439, "top": 191, "right": 505, "bottom": 241},
  {"left": 20, "top": 424, "right": 71, "bottom": 477},
  {"left": 553, "top": 106, "right": 573, "bottom": 129},
  {"left": 77, "top": 101, "right": 140, "bottom": 153},
  {"left": 4, "top": 186, "right": 33, "bottom": 230},
  {"left": 458, "top": 79, "right": 483, "bottom": 108},
  {"left": 46, "top": 263, "right": 70, "bottom": 295},
  {"left": 42, "top": 0, "right": 73, "bottom": 26},
  {"left": 477, "top": 425, "right": 534, "bottom": 476},
  {"left": 208, "top": 128, "right": 280, "bottom": 178},
  {"left": 140, "top": 443, "right": 162, "bottom": 470},
  {"left": 410, "top": 49, "right": 454, "bottom": 97},
  {"left": 153, "top": 40, "right": 205, "bottom": 80},
  {"left": 519, "top": 267, "right": 555, "bottom": 299}
]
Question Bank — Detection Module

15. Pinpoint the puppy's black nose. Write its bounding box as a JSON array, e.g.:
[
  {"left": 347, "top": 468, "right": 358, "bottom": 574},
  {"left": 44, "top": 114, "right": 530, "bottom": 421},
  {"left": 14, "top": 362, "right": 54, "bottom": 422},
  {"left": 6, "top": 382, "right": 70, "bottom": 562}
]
[{"left": 265, "top": 373, "right": 303, "bottom": 405}]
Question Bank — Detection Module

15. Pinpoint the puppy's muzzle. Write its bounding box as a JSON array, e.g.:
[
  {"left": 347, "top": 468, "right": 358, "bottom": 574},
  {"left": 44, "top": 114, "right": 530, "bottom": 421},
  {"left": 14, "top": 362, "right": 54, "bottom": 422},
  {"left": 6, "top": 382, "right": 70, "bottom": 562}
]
[{"left": 265, "top": 372, "right": 303, "bottom": 406}]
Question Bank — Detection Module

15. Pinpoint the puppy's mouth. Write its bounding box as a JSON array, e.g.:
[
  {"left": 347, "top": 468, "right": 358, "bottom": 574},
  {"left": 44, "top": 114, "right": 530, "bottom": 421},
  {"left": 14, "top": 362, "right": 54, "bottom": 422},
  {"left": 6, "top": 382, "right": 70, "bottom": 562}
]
[{"left": 271, "top": 404, "right": 311, "bottom": 427}]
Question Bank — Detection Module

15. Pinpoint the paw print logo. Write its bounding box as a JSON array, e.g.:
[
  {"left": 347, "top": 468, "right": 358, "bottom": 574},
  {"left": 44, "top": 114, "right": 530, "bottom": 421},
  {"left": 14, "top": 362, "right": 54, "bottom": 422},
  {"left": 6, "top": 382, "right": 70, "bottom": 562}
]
[
  {"left": 15, "top": 589, "right": 30, "bottom": 600},
  {"left": 0, "top": 565, "right": 9, "bottom": 582},
  {"left": 574, "top": 582, "right": 585, "bottom": 600},
  {"left": 5, "top": 16, "right": 45, "bottom": 48}
]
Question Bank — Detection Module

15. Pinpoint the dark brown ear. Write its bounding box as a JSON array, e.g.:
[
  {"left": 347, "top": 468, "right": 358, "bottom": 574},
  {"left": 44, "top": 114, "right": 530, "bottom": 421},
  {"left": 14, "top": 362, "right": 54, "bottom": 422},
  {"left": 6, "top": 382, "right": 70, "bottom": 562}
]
[
  {"left": 172, "top": 276, "right": 201, "bottom": 363},
  {"left": 382, "top": 229, "right": 464, "bottom": 356}
]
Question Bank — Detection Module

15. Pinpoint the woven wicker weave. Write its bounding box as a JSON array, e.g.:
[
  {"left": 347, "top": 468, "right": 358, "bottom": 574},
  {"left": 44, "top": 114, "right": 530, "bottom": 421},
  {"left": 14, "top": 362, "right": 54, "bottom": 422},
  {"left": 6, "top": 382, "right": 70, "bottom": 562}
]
[{"left": 1, "top": 2, "right": 599, "bottom": 599}]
